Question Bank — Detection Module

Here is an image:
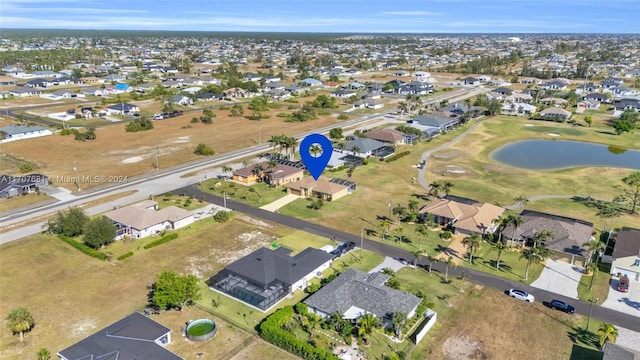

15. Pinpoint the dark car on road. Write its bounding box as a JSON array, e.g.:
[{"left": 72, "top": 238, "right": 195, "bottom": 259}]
[{"left": 549, "top": 299, "right": 575, "bottom": 313}]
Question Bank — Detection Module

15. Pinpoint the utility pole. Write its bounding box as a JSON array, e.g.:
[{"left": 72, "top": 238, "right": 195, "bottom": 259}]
[
  {"left": 360, "top": 228, "right": 364, "bottom": 259},
  {"left": 258, "top": 120, "right": 262, "bottom": 144},
  {"left": 222, "top": 191, "right": 227, "bottom": 210},
  {"left": 586, "top": 297, "right": 598, "bottom": 330},
  {"left": 156, "top": 145, "right": 159, "bottom": 172},
  {"left": 387, "top": 198, "right": 392, "bottom": 220}
]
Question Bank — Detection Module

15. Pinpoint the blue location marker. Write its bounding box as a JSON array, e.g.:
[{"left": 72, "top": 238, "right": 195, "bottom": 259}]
[{"left": 300, "top": 133, "right": 333, "bottom": 181}]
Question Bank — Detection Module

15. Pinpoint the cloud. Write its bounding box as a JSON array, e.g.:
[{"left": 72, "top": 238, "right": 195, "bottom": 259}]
[
  {"left": 2, "top": 6, "right": 147, "bottom": 14},
  {"left": 380, "top": 11, "right": 441, "bottom": 16}
]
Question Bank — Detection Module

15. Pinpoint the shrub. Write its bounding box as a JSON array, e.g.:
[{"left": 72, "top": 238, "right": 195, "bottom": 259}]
[
  {"left": 276, "top": 112, "right": 289, "bottom": 118},
  {"left": 385, "top": 151, "right": 411, "bottom": 163},
  {"left": 194, "top": 143, "right": 215, "bottom": 156},
  {"left": 294, "top": 302, "right": 308, "bottom": 315},
  {"left": 191, "top": 117, "right": 200, "bottom": 123},
  {"left": 337, "top": 114, "right": 349, "bottom": 120},
  {"left": 143, "top": 233, "right": 179, "bottom": 249},
  {"left": 213, "top": 210, "right": 232, "bottom": 222},
  {"left": 57, "top": 235, "right": 107, "bottom": 260},
  {"left": 19, "top": 162, "right": 35, "bottom": 173},
  {"left": 125, "top": 117, "right": 154, "bottom": 132},
  {"left": 117, "top": 251, "right": 134, "bottom": 260},
  {"left": 60, "top": 128, "right": 75, "bottom": 136},
  {"left": 440, "top": 230, "right": 452, "bottom": 239}
]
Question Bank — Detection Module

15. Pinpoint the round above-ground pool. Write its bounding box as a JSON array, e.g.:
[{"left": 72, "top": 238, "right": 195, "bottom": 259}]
[{"left": 186, "top": 319, "right": 217, "bottom": 341}]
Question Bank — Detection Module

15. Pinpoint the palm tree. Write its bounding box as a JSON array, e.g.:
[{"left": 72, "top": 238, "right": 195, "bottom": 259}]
[
  {"left": 494, "top": 214, "right": 510, "bottom": 244},
  {"left": 520, "top": 246, "right": 550, "bottom": 282},
  {"left": 221, "top": 165, "right": 233, "bottom": 179},
  {"left": 252, "top": 164, "right": 264, "bottom": 182},
  {"left": 37, "top": 348, "right": 51, "bottom": 360},
  {"left": 392, "top": 203, "right": 407, "bottom": 224},
  {"left": 381, "top": 267, "right": 396, "bottom": 277},
  {"left": 414, "top": 224, "right": 429, "bottom": 250},
  {"left": 268, "top": 135, "right": 281, "bottom": 155},
  {"left": 583, "top": 239, "right": 605, "bottom": 267},
  {"left": 378, "top": 218, "right": 391, "bottom": 240},
  {"left": 309, "top": 144, "right": 322, "bottom": 158},
  {"left": 428, "top": 181, "right": 441, "bottom": 198},
  {"left": 413, "top": 249, "right": 425, "bottom": 269},
  {"left": 462, "top": 233, "right": 482, "bottom": 263},
  {"left": 398, "top": 101, "right": 408, "bottom": 114},
  {"left": 391, "top": 311, "right": 408, "bottom": 338},
  {"left": 394, "top": 225, "right": 405, "bottom": 244},
  {"left": 445, "top": 256, "right": 456, "bottom": 282},
  {"left": 266, "top": 159, "right": 278, "bottom": 185},
  {"left": 514, "top": 195, "right": 529, "bottom": 211},
  {"left": 426, "top": 254, "right": 437, "bottom": 275},
  {"left": 507, "top": 215, "right": 523, "bottom": 248},
  {"left": 350, "top": 145, "right": 361, "bottom": 156},
  {"left": 6, "top": 307, "right": 35, "bottom": 343},
  {"left": 533, "top": 230, "right": 554, "bottom": 249},
  {"left": 494, "top": 240, "right": 507, "bottom": 271},
  {"left": 597, "top": 323, "right": 618, "bottom": 348},
  {"left": 357, "top": 312, "right": 380, "bottom": 344},
  {"left": 407, "top": 199, "right": 419, "bottom": 214},
  {"left": 442, "top": 181, "right": 454, "bottom": 196}
]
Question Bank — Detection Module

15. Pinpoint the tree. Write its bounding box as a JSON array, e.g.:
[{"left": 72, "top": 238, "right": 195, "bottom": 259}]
[
  {"left": 152, "top": 271, "right": 201, "bottom": 311},
  {"left": 584, "top": 115, "right": 593, "bottom": 128},
  {"left": 442, "top": 181, "right": 454, "bottom": 196},
  {"left": 391, "top": 311, "right": 408, "bottom": 338},
  {"left": 426, "top": 254, "right": 437, "bottom": 275},
  {"left": 194, "top": 143, "right": 215, "bottom": 156},
  {"left": 513, "top": 195, "right": 529, "bottom": 211},
  {"left": 230, "top": 104, "right": 244, "bottom": 117},
  {"left": 37, "top": 348, "right": 51, "bottom": 360},
  {"left": 488, "top": 99, "right": 503, "bottom": 116},
  {"left": 413, "top": 249, "right": 425, "bottom": 269},
  {"left": 428, "top": 181, "right": 441, "bottom": 198},
  {"left": 83, "top": 216, "right": 117, "bottom": 249},
  {"left": 493, "top": 240, "right": 507, "bottom": 271},
  {"left": 357, "top": 312, "right": 380, "bottom": 343},
  {"left": 6, "top": 307, "right": 34, "bottom": 343},
  {"left": 462, "top": 233, "right": 482, "bottom": 263},
  {"left": 532, "top": 230, "right": 554, "bottom": 249},
  {"left": 414, "top": 224, "right": 429, "bottom": 250},
  {"left": 392, "top": 203, "right": 407, "bottom": 223},
  {"left": 378, "top": 218, "right": 391, "bottom": 240},
  {"left": 45, "top": 206, "right": 88, "bottom": 237},
  {"left": 611, "top": 119, "right": 633, "bottom": 135},
  {"left": 444, "top": 256, "right": 456, "bottom": 282},
  {"left": 221, "top": 165, "right": 233, "bottom": 178},
  {"left": 616, "top": 171, "right": 640, "bottom": 214},
  {"left": 583, "top": 239, "right": 605, "bottom": 267},
  {"left": 202, "top": 108, "right": 214, "bottom": 118},
  {"left": 507, "top": 215, "right": 523, "bottom": 248},
  {"left": 520, "top": 246, "right": 550, "bottom": 282},
  {"left": 597, "top": 323, "right": 618, "bottom": 348},
  {"left": 329, "top": 127, "right": 343, "bottom": 140}
]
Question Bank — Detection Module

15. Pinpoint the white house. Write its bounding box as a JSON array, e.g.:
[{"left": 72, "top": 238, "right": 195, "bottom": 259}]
[
  {"left": 413, "top": 71, "right": 432, "bottom": 82},
  {"left": 106, "top": 103, "right": 140, "bottom": 115},
  {"left": 610, "top": 227, "right": 640, "bottom": 282},
  {"left": 105, "top": 200, "right": 194, "bottom": 239},
  {"left": 0, "top": 125, "right": 53, "bottom": 143}
]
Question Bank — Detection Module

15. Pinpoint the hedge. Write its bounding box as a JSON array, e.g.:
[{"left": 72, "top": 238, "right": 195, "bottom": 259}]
[
  {"left": 117, "top": 251, "right": 134, "bottom": 260},
  {"left": 259, "top": 306, "right": 339, "bottom": 360},
  {"left": 57, "top": 235, "right": 107, "bottom": 260},
  {"left": 143, "top": 233, "right": 179, "bottom": 249},
  {"left": 385, "top": 151, "right": 410, "bottom": 163}
]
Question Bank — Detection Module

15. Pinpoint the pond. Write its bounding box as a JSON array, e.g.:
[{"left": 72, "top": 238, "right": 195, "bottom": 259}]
[{"left": 490, "top": 140, "right": 640, "bottom": 170}]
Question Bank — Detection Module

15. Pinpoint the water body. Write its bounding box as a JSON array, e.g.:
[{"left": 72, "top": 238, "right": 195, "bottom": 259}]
[{"left": 490, "top": 140, "right": 640, "bottom": 170}]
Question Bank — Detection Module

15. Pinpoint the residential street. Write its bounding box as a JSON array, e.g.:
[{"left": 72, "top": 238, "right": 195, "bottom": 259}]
[{"left": 182, "top": 185, "right": 640, "bottom": 332}]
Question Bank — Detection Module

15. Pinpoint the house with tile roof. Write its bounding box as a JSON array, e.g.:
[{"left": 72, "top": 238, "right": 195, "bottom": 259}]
[
  {"left": 58, "top": 312, "right": 182, "bottom": 360},
  {"left": 364, "top": 128, "right": 407, "bottom": 146},
  {"left": 304, "top": 268, "right": 422, "bottom": 325},
  {"left": 209, "top": 246, "right": 333, "bottom": 311},
  {"left": 286, "top": 176, "right": 355, "bottom": 202},
  {"left": 232, "top": 161, "right": 304, "bottom": 186},
  {"left": 501, "top": 210, "right": 594, "bottom": 265},
  {"left": 419, "top": 196, "right": 504, "bottom": 236},
  {"left": 104, "top": 200, "right": 193, "bottom": 239}
]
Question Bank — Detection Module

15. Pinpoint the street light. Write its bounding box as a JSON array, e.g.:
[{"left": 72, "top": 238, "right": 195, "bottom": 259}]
[
  {"left": 387, "top": 198, "right": 392, "bottom": 220},
  {"left": 222, "top": 191, "right": 227, "bottom": 210},
  {"left": 586, "top": 297, "right": 598, "bottom": 330},
  {"left": 360, "top": 228, "right": 364, "bottom": 259}
]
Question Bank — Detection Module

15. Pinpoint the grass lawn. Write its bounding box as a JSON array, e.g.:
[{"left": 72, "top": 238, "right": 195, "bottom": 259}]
[
  {"left": 156, "top": 192, "right": 209, "bottom": 211},
  {"left": 199, "top": 179, "right": 288, "bottom": 207},
  {"left": 0, "top": 192, "right": 54, "bottom": 213},
  {"left": 577, "top": 262, "right": 612, "bottom": 305},
  {"left": 229, "top": 339, "right": 300, "bottom": 360},
  {"left": 525, "top": 198, "right": 640, "bottom": 230}
]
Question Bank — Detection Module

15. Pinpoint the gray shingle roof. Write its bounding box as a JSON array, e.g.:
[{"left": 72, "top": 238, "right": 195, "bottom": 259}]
[
  {"left": 612, "top": 227, "right": 640, "bottom": 259},
  {"left": 225, "top": 247, "right": 334, "bottom": 287},
  {"left": 58, "top": 312, "right": 182, "bottom": 360},
  {"left": 304, "top": 268, "right": 421, "bottom": 320},
  {"left": 344, "top": 138, "right": 386, "bottom": 153},
  {"left": 0, "top": 125, "right": 50, "bottom": 135}
]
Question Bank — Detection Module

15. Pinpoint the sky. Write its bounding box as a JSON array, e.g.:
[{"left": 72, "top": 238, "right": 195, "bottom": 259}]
[{"left": 1, "top": 0, "right": 639, "bottom": 33}]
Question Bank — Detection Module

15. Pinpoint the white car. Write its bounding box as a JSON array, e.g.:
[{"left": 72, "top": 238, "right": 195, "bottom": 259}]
[{"left": 508, "top": 289, "right": 535, "bottom": 302}]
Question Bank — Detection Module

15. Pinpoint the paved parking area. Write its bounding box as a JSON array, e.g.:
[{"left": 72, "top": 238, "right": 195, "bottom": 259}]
[
  {"left": 530, "top": 259, "right": 583, "bottom": 299},
  {"left": 601, "top": 278, "right": 640, "bottom": 318},
  {"left": 369, "top": 256, "right": 408, "bottom": 274}
]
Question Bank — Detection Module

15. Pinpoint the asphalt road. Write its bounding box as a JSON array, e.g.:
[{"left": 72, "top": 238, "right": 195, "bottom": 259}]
[{"left": 183, "top": 184, "right": 640, "bottom": 332}]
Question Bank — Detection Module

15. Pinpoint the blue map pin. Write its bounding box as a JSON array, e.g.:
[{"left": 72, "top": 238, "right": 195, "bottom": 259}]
[{"left": 300, "top": 133, "right": 333, "bottom": 181}]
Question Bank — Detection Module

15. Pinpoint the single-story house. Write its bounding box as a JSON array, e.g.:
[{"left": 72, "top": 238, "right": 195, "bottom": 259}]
[
  {"left": 364, "top": 128, "right": 407, "bottom": 146},
  {"left": 232, "top": 161, "right": 304, "bottom": 186},
  {"left": 419, "top": 196, "right": 505, "bottom": 235},
  {"left": 404, "top": 122, "right": 441, "bottom": 140},
  {"left": 9, "top": 87, "right": 40, "bottom": 97},
  {"left": 601, "top": 77, "right": 624, "bottom": 88},
  {"left": 107, "top": 102, "right": 140, "bottom": 115},
  {"left": 584, "top": 93, "right": 608, "bottom": 103},
  {"left": 462, "top": 77, "right": 480, "bottom": 86},
  {"left": 539, "top": 107, "right": 572, "bottom": 121},
  {"left": 609, "top": 227, "right": 640, "bottom": 281},
  {"left": 304, "top": 268, "right": 422, "bottom": 326},
  {"left": 615, "top": 98, "right": 640, "bottom": 113},
  {"left": 244, "top": 74, "right": 262, "bottom": 82},
  {"left": 539, "top": 79, "right": 569, "bottom": 90},
  {"left": 58, "top": 312, "right": 181, "bottom": 360},
  {"left": 81, "top": 86, "right": 109, "bottom": 97},
  {"left": 0, "top": 174, "right": 48, "bottom": 198},
  {"left": 209, "top": 246, "right": 334, "bottom": 311},
  {"left": 330, "top": 89, "right": 357, "bottom": 98},
  {"left": 501, "top": 210, "right": 593, "bottom": 265},
  {"left": 502, "top": 102, "right": 537, "bottom": 116},
  {"left": 196, "top": 92, "right": 224, "bottom": 101},
  {"left": 494, "top": 87, "right": 513, "bottom": 96},
  {"left": 168, "top": 95, "right": 192, "bottom": 106},
  {"left": 343, "top": 138, "right": 388, "bottom": 157},
  {"left": 413, "top": 71, "right": 432, "bottom": 82},
  {"left": 300, "top": 78, "right": 323, "bottom": 87},
  {"left": 539, "top": 97, "right": 568, "bottom": 107},
  {"left": 577, "top": 99, "right": 600, "bottom": 111},
  {"left": 105, "top": 200, "right": 194, "bottom": 239},
  {"left": 410, "top": 114, "right": 459, "bottom": 132},
  {"left": 286, "top": 176, "right": 354, "bottom": 201},
  {"left": 352, "top": 98, "right": 383, "bottom": 110},
  {"left": 0, "top": 125, "right": 53, "bottom": 143}
]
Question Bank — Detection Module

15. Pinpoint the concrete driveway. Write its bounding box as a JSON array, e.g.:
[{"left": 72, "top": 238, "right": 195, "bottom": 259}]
[
  {"left": 260, "top": 194, "right": 300, "bottom": 212},
  {"left": 601, "top": 278, "right": 640, "bottom": 318},
  {"left": 369, "top": 256, "right": 408, "bottom": 274},
  {"left": 530, "top": 259, "right": 583, "bottom": 299}
]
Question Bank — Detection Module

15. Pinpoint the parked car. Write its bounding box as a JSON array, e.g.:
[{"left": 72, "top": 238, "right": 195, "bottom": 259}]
[
  {"left": 508, "top": 289, "right": 535, "bottom": 302},
  {"left": 617, "top": 275, "right": 630, "bottom": 292},
  {"left": 549, "top": 299, "right": 575, "bottom": 313}
]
